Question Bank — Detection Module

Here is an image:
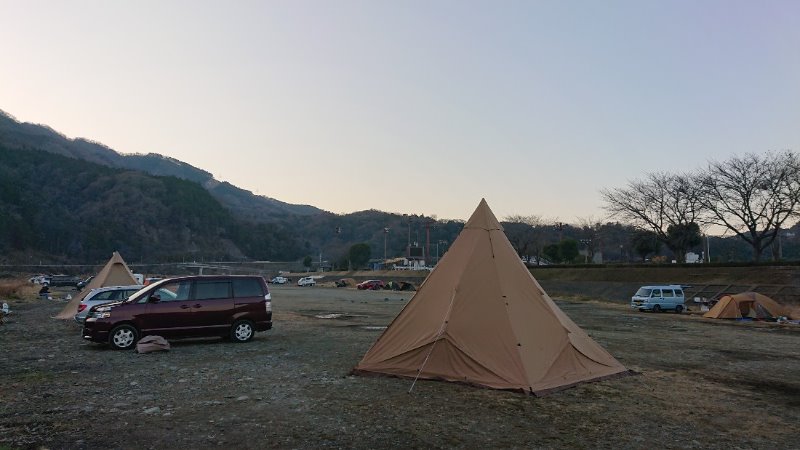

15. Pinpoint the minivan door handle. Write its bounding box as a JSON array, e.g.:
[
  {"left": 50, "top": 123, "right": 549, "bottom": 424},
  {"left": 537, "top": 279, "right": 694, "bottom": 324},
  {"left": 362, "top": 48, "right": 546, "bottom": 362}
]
[
  {"left": 180, "top": 304, "right": 190, "bottom": 309},
  {"left": 193, "top": 304, "right": 202, "bottom": 308}
]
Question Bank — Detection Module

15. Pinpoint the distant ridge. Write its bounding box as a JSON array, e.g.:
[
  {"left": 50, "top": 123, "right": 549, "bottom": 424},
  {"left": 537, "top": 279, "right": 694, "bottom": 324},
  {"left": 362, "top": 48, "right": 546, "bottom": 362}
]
[{"left": 0, "top": 109, "right": 324, "bottom": 220}]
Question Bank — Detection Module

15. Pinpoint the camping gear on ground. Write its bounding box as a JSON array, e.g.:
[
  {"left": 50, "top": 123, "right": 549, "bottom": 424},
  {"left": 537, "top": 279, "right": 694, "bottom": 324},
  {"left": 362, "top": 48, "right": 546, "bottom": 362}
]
[
  {"left": 353, "top": 199, "right": 630, "bottom": 396},
  {"left": 135, "top": 335, "right": 170, "bottom": 353},
  {"left": 0, "top": 302, "right": 9, "bottom": 324},
  {"left": 703, "top": 292, "right": 799, "bottom": 320},
  {"left": 55, "top": 251, "right": 138, "bottom": 320}
]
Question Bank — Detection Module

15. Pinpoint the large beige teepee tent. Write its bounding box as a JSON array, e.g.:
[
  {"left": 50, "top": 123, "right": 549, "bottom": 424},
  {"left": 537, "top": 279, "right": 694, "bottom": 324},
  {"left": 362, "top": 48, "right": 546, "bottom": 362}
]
[
  {"left": 354, "top": 199, "right": 630, "bottom": 395},
  {"left": 55, "top": 251, "right": 138, "bottom": 320}
]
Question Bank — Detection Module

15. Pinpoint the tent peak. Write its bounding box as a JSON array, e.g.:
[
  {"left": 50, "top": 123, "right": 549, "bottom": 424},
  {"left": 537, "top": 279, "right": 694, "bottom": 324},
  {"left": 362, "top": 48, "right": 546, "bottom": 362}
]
[{"left": 465, "top": 198, "right": 503, "bottom": 231}]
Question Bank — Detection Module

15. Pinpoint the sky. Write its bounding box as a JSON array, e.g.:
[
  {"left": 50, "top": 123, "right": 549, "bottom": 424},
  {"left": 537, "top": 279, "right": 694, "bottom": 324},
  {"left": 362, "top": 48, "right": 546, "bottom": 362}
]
[{"left": 1, "top": 0, "right": 799, "bottom": 223}]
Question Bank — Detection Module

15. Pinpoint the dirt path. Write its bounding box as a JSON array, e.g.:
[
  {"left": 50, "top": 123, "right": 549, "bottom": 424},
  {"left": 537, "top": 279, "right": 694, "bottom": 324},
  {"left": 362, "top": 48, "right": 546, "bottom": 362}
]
[{"left": 1, "top": 285, "right": 799, "bottom": 449}]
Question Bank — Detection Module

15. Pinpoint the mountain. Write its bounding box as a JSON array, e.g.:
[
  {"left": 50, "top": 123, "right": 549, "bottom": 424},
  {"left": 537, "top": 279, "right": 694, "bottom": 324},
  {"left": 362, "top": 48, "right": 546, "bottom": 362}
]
[
  {"left": 0, "top": 145, "right": 308, "bottom": 263},
  {"left": 0, "top": 108, "right": 468, "bottom": 265},
  {"left": 0, "top": 110, "right": 323, "bottom": 221}
]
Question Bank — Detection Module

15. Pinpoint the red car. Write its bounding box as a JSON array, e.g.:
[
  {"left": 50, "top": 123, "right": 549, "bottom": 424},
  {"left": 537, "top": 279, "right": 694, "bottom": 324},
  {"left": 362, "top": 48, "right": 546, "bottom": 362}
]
[{"left": 357, "top": 280, "right": 385, "bottom": 290}]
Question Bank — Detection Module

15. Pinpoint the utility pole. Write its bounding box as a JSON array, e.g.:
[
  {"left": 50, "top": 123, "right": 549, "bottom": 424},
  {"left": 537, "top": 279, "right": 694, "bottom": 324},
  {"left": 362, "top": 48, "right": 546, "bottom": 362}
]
[
  {"left": 406, "top": 216, "right": 412, "bottom": 258},
  {"left": 425, "top": 221, "right": 433, "bottom": 266},
  {"left": 383, "top": 227, "right": 390, "bottom": 260}
]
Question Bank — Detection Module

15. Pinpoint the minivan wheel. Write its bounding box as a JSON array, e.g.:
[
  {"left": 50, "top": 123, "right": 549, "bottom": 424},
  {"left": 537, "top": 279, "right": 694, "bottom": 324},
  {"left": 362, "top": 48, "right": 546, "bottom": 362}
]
[
  {"left": 675, "top": 305, "right": 684, "bottom": 314},
  {"left": 231, "top": 320, "right": 255, "bottom": 343},
  {"left": 109, "top": 324, "right": 138, "bottom": 350},
  {"left": 652, "top": 305, "right": 662, "bottom": 313}
]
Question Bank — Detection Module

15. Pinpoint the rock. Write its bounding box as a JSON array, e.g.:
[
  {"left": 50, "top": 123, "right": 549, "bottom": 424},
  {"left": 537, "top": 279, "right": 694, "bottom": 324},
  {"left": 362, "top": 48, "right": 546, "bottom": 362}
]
[{"left": 143, "top": 406, "right": 161, "bottom": 414}]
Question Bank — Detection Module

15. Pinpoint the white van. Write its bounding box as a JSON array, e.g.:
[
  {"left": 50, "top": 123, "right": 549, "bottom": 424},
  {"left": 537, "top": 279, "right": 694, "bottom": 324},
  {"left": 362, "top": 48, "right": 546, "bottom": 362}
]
[
  {"left": 297, "top": 276, "right": 316, "bottom": 287},
  {"left": 631, "top": 285, "right": 685, "bottom": 313}
]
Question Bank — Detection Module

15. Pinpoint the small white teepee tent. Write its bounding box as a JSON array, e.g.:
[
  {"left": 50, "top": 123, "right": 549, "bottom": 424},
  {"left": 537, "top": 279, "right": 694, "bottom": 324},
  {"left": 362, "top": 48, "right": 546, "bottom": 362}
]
[{"left": 55, "top": 251, "right": 138, "bottom": 320}]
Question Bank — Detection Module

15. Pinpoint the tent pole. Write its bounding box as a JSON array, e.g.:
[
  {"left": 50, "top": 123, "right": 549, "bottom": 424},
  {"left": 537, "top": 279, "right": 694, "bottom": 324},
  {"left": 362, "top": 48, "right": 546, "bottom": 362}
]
[{"left": 409, "top": 290, "right": 457, "bottom": 393}]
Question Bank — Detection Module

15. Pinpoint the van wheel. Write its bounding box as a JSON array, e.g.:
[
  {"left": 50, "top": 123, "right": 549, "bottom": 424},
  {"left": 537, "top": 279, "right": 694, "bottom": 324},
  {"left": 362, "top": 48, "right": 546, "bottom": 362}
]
[
  {"left": 652, "top": 305, "right": 662, "bottom": 313},
  {"left": 675, "top": 305, "right": 684, "bottom": 314},
  {"left": 231, "top": 320, "right": 255, "bottom": 343},
  {"left": 109, "top": 324, "right": 138, "bottom": 350}
]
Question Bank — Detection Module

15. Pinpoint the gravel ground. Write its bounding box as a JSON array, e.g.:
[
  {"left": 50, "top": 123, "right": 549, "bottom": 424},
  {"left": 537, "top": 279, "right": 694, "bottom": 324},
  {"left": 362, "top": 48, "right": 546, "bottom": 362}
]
[{"left": 1, "top": 284, "right": 799, "bottom": 449}]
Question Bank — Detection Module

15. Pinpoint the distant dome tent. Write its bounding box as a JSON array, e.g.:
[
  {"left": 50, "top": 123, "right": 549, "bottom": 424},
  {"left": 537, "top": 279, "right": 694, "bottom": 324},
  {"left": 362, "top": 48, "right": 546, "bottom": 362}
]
[
  {"left": 55, "top": 251, "right": 139, "bottom": 320},
  {"left": 703, "top": 292, "right": 799, "bottom": 320},
  {"left": 353, "top": 199, "right": 631, "bottom": 395}
]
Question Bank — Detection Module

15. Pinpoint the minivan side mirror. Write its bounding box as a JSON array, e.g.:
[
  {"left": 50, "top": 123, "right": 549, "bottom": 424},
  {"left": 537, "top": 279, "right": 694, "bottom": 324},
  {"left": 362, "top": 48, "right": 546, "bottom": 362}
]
[{"left": 149, "top": 294, "right": 161, "bottom": 303}]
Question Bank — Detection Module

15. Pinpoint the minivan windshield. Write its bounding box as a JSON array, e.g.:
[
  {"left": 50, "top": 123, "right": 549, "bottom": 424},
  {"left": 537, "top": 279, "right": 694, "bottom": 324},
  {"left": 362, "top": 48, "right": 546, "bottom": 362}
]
[
  {"left": 635, "top": 288, "right": 652, "bottom": 297},
  {"left": 125, "top": 278, "right": 170, "bottom": 303}
]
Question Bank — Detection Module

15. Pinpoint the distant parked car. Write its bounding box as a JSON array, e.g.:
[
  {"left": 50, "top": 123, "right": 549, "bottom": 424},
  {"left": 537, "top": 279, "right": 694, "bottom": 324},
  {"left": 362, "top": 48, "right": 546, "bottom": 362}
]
[
  {"left": 297, "top": 277, "right": 316, "bottom": 287},
  {"left": 270, "top": 276, "right": 288, "bottom": 284},
  {"left": 384, "top": 281, "right": 415, "bottom": 291},
  {"left": 357, "top": 280, "right": 384, "bottom": 290},
  {"left": 75, "top": 285, "right": 144, "bottom": 323},
  {"left": 49, "top": 274, "right": 82, "bottom": 287},
  {"left": 29, "top": 275, "right": 49, "bottom": 285},
  {"left": 631, "top": 285, "right": 686, "bottom": 313},
  {"left": 76, "top": 276, "right": 95, "bottom": 291}
]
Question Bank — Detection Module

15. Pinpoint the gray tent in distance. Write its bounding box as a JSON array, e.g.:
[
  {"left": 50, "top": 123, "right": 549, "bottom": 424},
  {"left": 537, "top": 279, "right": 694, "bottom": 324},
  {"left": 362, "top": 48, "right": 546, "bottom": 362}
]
[{"left": 354, "top": 199, "right": 631, "bottom": 395}]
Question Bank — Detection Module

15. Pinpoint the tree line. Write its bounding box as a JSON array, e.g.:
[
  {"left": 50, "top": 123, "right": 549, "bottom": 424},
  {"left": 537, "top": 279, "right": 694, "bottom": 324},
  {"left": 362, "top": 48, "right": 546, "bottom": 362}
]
[{"left": 601, "top": 151, "right": 800, "bottom": 262}]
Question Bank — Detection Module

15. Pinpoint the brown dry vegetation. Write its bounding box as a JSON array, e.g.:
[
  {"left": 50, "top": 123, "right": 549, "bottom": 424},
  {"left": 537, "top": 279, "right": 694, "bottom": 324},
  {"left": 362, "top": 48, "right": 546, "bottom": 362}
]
[{"left": 1, "top": 281, "right": 799, "bottom": 449}]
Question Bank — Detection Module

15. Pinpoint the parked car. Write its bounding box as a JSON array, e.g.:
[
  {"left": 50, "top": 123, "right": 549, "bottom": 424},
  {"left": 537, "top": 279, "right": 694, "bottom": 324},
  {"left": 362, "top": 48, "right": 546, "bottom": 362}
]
[
  {"left": 631, "top": 285, "right": 686, "bottom": 313},
  {"left": 48, "top": 274, "right": 82, "bottom": 287},
  {"left": 76, "top": 276, "right": 95, "bottom": 291},
  {"left": 384, "top": 281, "right": 415, "bottom": 291},
  {"left": 29, "top": 275, "right": 49, "bottom": 285},
  {"left": 297, "top": 277, "right": 316, "bottom": 287},
  {"left": 270, "top": 276, "right": 288, "bottom": 284},
  {"left": 357, "top": 280, "right": 384, "bottom": 290},
  {"left": 82, "top": 275, "right": 272, "bottom": 350},
  {"left": 74, "top": 285, "right": 143, "bottom": 323}
]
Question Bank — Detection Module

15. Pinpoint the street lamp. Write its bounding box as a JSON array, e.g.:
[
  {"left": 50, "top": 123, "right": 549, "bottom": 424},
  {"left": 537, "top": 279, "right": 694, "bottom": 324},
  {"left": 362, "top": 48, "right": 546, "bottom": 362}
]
[{"left": 436, "top": 240, "right": 447, "bottom": 265}]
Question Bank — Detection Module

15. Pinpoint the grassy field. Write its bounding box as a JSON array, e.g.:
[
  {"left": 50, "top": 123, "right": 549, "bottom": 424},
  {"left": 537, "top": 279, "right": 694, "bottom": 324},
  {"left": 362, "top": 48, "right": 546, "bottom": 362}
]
[{"left": 1, "top": 283, "right": 799, "bottom": 448}]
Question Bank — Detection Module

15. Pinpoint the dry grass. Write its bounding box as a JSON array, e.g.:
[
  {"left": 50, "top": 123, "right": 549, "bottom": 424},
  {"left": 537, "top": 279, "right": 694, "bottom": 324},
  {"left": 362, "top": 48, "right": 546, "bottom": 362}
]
[{"left": 0, "top": 278, "right": 38, "bottom": 301}]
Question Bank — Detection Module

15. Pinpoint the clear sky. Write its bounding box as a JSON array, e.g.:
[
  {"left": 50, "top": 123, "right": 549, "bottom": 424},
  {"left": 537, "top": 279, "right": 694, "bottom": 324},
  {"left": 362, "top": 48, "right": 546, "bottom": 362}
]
[{"left": 1, "top": 1, "right": 798, "bottom": 223}]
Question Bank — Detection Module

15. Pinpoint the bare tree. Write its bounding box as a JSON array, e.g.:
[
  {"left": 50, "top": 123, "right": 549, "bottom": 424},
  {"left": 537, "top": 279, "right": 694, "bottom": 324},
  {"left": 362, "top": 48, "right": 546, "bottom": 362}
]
[
  {"left": 697, "top": 151, "right": 800, "bottom": 262},
  {"left": 575, "top": 217, "right": 601, "bottom": 263},
  {"left": 601, "top": 172, "right": 702, "bottom": 262},
  {"left": 503, "top": 215, "right": 548, "bottom": 265}
]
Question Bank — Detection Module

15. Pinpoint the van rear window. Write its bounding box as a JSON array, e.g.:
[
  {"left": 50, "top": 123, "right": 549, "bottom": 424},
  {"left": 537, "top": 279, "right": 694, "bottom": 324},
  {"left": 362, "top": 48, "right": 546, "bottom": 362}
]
[{"left": 233, "top": 278, "right": 264, "bottom": 298}]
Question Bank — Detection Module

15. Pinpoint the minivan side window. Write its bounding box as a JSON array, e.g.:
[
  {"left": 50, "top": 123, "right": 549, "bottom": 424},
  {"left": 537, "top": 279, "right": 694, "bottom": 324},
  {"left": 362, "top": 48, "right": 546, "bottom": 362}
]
[
  {"left": 651, "top": 289, "right": 662, "bottom": 297},
  {"left": 195, "top": 281, "right": 231, "bottom": 300},
  {"left": 233, "top": 278, "right": 264, "bottom": 298},
  {"left": 663, "top": 289, "right": 674, "bottom": 297},
  {"left": 675, "top": 289, "right": 684, "bottom": 297},
  {"left": 145, "top": 281, "right": 191, "bottom": 302}
]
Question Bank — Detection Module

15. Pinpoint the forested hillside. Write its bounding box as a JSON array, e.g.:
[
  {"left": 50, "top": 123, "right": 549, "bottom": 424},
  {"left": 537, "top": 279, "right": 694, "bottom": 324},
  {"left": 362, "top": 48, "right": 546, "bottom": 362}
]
[
  {"left": 0, "top": 110, "right": 322, "bottom": 220},
  {"left": 0, "top": 146, "right": 305, "bottom": 263}
]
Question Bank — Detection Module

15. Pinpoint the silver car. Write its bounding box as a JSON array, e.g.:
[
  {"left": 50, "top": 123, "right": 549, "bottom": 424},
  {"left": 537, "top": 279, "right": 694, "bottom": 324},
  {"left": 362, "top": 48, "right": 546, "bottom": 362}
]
[{"left": 74, "top": 285, "right": 144, "bottom": 323}]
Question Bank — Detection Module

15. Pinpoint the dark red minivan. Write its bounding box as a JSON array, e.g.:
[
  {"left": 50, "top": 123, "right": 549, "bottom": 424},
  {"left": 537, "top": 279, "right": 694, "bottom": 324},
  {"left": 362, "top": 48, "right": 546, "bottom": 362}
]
[{"left": 82, "top": 275, "right": 272, "bottom": 350}]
